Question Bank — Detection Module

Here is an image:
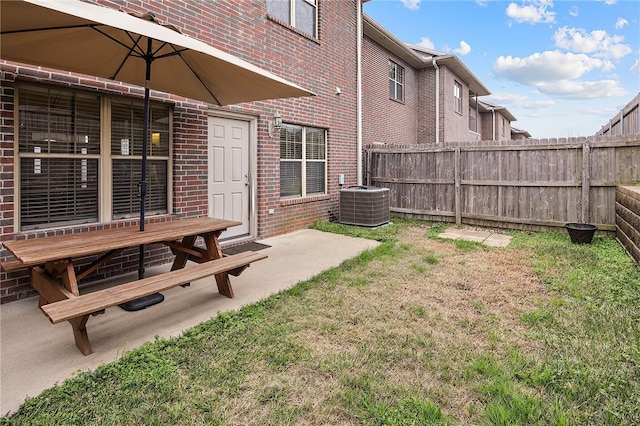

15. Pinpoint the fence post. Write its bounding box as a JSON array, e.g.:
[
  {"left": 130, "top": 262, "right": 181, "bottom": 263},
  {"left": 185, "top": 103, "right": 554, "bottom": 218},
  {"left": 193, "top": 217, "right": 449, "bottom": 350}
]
[
  {"left": 455, "top": 147, "right": 461, "bottom": 225},
  {"left": 581, "top": 140, "right": 591, "bottom": 223}
]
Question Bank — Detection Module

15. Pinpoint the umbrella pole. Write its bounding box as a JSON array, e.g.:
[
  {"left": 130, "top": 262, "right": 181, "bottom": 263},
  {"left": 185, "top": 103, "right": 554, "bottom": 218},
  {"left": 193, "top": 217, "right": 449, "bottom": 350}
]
[
  {"left": 138, "top": 39, "right": 152, "bottom": 280},
  {"left": 121, "top": 39, "right": 164, "bottom": 311}
]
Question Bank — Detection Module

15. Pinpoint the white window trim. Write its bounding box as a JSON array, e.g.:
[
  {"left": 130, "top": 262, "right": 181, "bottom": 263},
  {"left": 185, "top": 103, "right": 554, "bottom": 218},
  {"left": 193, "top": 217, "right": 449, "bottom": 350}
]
[
  {"left": 280, "top": 125, "right": 327, "bottom": 199},
  {"left": 268, "top": 0, "right": 318, "bottom": 38},
  {"left": 15, "top": 85, "right": 173, "bottom": 231},
  {"left": 454, "top": 81, "right": 462, "bottom": 114},
  {"left": 389, "top": 60, "right": 405, "bottom": 102}
]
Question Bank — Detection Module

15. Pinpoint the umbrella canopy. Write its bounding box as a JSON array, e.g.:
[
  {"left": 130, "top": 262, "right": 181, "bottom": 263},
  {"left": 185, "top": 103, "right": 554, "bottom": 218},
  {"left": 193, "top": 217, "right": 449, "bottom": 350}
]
[
  {"left": 1, "top": 0, "right": 314, "bottom": 105},
  {"left": 1, "top": 0, "right": 314, "bottom": 280}
]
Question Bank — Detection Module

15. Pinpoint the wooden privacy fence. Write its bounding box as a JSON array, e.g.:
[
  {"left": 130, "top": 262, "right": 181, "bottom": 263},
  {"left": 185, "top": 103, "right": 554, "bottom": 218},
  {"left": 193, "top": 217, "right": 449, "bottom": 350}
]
[{"left": 364, "top": 135, "right": 640, "bottom": 232}]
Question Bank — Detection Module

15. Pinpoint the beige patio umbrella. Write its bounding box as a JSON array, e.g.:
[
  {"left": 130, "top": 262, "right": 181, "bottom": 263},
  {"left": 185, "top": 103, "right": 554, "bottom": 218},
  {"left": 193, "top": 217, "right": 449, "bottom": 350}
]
[{"left": 1, "top": 0, "right": 313, "bottom": 287}]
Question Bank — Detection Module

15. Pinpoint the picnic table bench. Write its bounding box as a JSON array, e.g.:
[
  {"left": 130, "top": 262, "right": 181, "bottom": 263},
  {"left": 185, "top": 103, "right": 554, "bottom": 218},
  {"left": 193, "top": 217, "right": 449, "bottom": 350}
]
[{"left": 1, "top": 217, "right": 267, "bottom": 355}]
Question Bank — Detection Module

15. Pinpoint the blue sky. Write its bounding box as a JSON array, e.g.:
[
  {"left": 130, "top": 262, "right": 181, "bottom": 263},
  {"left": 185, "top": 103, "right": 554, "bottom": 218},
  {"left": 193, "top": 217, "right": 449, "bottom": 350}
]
[{"left": 363, "top": 0, "right": 640, "bottom": 138}]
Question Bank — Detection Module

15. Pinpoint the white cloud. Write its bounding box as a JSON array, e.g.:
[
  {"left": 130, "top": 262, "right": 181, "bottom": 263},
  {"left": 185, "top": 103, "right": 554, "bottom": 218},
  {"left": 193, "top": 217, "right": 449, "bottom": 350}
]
[
  {"left": 453, "top": 41, "right": 472, "bottom": 56},
  {"left": 493, "top": 50, "right": 627, "bottom": 99},
  {"left": 494, "top": 50, "right": 607, "bottom": 84},
  {"left": 400, "top": 0, "right": 420, "bottom": 11},
  {"left": 615, "top": 18, "right": 628, "bottom": 29},
  {"left": 631, "top": 58, "right": 640, "bottom": 73},
  {"left": 506, "top": 0, "right": 556, "bottom": 24},
  {"left": 601, "top": 59, "right": 616, "bottom": 72},
  {"left": 487, "top": 93, "right": 555, "bottom": 109},
  {"left": 554, "top": 26, "right": 632, "bottom": 59},
  {"left": 569, "top": 6, "right": 579, "bottom": 17},
  {"left": 417, "top": 37, "right": 435, "bottom": 50},
  {"left": 535, "top": 80, "right": 627, "bottom": 99}
]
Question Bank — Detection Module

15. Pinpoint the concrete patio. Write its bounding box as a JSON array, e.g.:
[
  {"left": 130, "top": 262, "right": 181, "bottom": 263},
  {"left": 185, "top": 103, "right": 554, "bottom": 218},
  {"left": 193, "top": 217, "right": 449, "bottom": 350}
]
[{"left": 0, "top": 229, "right": 379, "bottom": 415}]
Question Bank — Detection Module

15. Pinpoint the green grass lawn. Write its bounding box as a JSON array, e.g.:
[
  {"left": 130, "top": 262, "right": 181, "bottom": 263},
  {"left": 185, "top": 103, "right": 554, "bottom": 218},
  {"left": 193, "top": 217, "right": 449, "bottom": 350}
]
[{"left": 2, "top": 218, "right": 639, "bottom": 425}]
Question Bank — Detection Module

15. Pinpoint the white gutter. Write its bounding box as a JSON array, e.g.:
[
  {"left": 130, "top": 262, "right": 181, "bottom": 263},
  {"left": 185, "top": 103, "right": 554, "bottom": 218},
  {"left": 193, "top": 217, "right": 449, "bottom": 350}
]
[
  {"left": 357, "top": 0, "right": 363, "bottom": 185},
  {"left": 433, "top": 58, "right": 439, "bottom": 143}
]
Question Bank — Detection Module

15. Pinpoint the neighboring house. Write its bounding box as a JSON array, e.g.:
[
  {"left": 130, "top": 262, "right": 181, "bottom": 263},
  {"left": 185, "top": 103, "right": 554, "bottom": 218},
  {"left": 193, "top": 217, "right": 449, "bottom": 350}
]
[
  {"left": 476, "top": 100, "right": 518, "bottom": 141},
  {"left": 0, "top": 0, "right": 364, "bottom": 303},
  {"left": 511, "top": 127, "right": 532, "bottom": 141},
  {"left": 362, "top": 14, "right": 523, "bottom": 145},
  {"left": 595, "top": 92, "right": 640, "bottom": 137}
]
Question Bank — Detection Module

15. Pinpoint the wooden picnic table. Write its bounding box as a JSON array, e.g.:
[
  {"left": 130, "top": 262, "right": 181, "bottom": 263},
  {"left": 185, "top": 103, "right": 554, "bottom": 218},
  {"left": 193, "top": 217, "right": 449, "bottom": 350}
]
[{"left": 1, "top": 217, "right": 268, "bottom": 355}]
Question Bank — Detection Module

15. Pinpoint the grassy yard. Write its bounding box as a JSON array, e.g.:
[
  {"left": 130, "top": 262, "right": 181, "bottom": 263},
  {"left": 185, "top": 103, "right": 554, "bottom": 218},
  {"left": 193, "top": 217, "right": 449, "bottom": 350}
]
[{"left": 2, "top": 219, "right": 639, "bottom": 425}]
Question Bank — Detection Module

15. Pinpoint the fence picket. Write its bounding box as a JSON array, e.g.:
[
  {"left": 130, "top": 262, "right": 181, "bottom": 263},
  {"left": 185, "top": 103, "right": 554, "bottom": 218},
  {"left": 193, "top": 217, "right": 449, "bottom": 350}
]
[{"left": 365, "top": 136, "right": 640, "bottom": 232}]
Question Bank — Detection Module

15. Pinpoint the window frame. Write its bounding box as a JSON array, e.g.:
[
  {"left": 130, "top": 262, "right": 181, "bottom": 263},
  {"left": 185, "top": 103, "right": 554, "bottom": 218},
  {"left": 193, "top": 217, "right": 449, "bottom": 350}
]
[
  {"left": 454, "top": 81, "right": 462, "bottom": 114},
  {"left": 389, "top": 60, "right": 405, "bottom": 102},
  {"left": 266, "top": 0, "right": 318, "bottom": 38},
  {"left": 15, "top": 84, "right": 173, "bottom": 231},
  {"left": 279, "top": 123, "right": 327, "bottom": 199}
]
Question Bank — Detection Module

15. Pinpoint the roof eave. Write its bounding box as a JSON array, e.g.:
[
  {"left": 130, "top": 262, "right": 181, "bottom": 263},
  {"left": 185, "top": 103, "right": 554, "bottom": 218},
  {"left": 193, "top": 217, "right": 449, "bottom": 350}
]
[
  {"left": 363, "top": 15, "right": 428, "bottom": 68},
  {"left": 363, "top": 15, "right": 491, "bottom": 97}
]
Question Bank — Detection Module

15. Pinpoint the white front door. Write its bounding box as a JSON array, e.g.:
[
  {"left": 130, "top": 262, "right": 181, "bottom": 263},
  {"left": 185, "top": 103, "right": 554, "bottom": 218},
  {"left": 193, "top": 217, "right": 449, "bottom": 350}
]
[{"left": 208, "top": 116, "right": 250, "bottom": 240}]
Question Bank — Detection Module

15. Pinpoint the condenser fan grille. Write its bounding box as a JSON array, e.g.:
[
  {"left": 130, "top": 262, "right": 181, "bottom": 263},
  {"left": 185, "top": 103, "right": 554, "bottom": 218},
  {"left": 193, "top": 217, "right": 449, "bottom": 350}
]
[{"left": 339, "top": 186, "right": 389, "bottom": 227}]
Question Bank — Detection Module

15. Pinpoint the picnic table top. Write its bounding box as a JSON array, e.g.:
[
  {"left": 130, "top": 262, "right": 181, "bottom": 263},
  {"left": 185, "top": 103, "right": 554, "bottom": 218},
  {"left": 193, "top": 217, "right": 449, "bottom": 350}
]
[{"left": 3, "top": 217, "right": 241, "bottom": 267}]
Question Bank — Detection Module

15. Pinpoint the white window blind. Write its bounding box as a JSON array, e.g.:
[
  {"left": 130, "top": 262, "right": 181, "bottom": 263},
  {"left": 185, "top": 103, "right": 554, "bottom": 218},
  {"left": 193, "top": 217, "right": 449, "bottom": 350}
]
[
  {"left": 111, "top": 100, "right": 170, "bottom": 219},
  {"left": 18, "top": 86, "right": 100, "bottom": 229},
  {"left": 280, "top": 124, "right": 326, "bottom": 198},
  {"left": 17, "top": 85, "right": 171, "bottom": 230}
]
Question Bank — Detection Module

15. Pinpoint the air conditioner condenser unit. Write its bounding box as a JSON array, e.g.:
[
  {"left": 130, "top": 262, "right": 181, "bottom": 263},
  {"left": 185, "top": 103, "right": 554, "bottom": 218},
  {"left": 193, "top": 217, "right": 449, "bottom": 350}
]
[{"left": 339, "top": 186, "right": 390, "bottom": 227}]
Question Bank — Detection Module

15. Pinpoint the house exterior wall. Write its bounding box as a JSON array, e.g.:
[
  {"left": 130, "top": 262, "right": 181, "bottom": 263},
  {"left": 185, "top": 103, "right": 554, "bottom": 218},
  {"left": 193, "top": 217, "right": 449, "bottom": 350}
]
[
  {"left": 511, "top": 132, "right": 529, "bottom": 141},
  {"left": 479, "top": 110, "right": 512, "bottom": 141},
  {"left": 0, "top": 0, "right": 360, "bottom": 303},
  {"left": 480, "top": 111, "right": 495, "bottom": 140},
  {"left": 361, "top": 35, "right": 418, "bottom": 145},
  {"left": 441, "top": 66, "right": 476, "bottom": 143},
  {"left": 498, "top": 113, "right": 512, "bottom": 140},
  {"left": 417, "top": 68, "right": 436, "bottom": 144}
]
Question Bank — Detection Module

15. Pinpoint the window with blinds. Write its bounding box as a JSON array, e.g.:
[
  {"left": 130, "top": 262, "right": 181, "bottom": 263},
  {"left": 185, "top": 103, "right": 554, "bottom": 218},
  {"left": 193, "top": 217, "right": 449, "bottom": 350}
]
[
  {"left": 18, "top": 86, "right": 101, "bottom": 229},
  {"left": 17, "top": 85, "right": 171, "bottom": 230},
  {"left": 280, "top": 124, "right": 326, "bottom": 198},
  {"left": 111, "top": 99, "right": 169, "bottom": 219}
]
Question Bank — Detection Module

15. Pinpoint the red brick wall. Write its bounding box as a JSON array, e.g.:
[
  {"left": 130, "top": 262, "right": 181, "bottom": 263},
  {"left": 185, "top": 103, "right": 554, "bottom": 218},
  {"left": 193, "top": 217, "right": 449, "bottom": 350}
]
[
  {"left": 362, "top": 35, "right": 418, "bottom": 146},
  {"left": 442, "top": 66, "right": 474, "bottom": 143},
  {"left": 417, "top": 68, "right": 436, "bottom": 144},
  {"left": 0, "top": 0, "right": 360, "bottom": 303}
]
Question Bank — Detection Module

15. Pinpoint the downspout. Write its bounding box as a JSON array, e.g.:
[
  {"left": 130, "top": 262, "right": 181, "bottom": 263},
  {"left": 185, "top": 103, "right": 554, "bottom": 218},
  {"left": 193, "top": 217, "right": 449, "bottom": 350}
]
[
  {"left": 432, "top": 58, "right": 439, "bottom": 143},
  {"left": 356, "top": 0, "right": 363, "bottom": 185},
  {"left": 491, "top": 108, "right": 496, "bottom": 141}
]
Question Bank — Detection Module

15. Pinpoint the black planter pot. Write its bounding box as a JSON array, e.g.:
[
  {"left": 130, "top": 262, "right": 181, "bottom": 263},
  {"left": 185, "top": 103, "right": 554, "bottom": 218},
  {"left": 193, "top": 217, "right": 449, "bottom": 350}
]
[{"left": 565, "top": 223, "right": 597, "bottom": 244}]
